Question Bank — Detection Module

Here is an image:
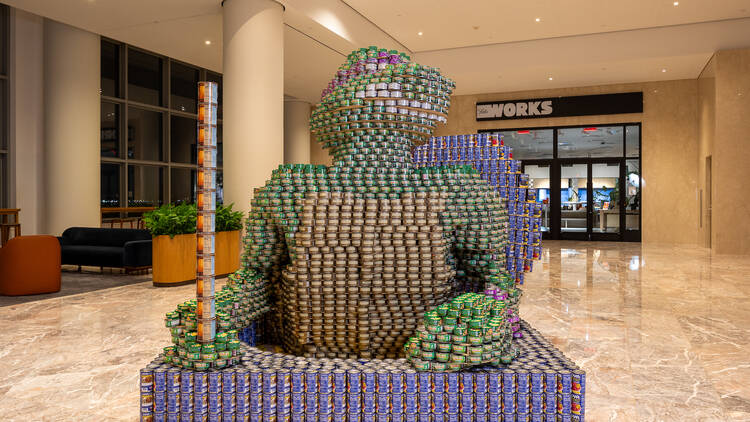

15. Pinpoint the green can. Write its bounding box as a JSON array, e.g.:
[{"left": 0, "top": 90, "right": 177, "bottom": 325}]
[
  {"left": 413, "top": 360, "right": 430, "bottom": 371},
  {"left": 436, "top": 352, "right": 450, "bottom": 363},
  {"left": 452, "top": 344, "right": 467, "bottom": 354},
  {"left": 450, "top": 354, "right": 467, "bottom": 364},
  {"left": 437, "top": 343, "right": 452, "bottom": 353},
  {"left": 453, "top": 326, "right": 467, "bottom": 336},
  {"left": 421, "top": 341, "right": 437, "bottom": 351},
  {"left": 421, "top": 350, "right": 436, "bottom": 361}
]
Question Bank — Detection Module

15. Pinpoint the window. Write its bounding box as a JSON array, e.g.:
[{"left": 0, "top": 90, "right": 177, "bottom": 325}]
[
  {"left": 128, "top": 49, "right": 163, "bottom": 106},
  {"left": 626, "top": 125, "right": 640, "bottom": 157},
  {"left": 0, "top": 5, "right": 8, "bottom": 208},
  {"left": 494, "top": 129, "right": 553, "bottom": 160},
  {"left": 100, "top": 39, "right": 223, "bottom": 210},
  {"left": 558, "top": 126, "right": 624, "bottom": 158}
]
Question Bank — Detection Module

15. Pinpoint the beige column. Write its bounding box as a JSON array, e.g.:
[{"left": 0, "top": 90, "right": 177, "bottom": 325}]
[
  {"left": 10, "top": 9, "right": 44, "bottom": 234},
  {"left": 43, "top": 19, "right": 100, "bottom": 235},
  {"left": 223, "top": 0, "right": 284, "bottom": 216},
  {"left": 283, "top": 100, "right": 311, "bottom": 164}
]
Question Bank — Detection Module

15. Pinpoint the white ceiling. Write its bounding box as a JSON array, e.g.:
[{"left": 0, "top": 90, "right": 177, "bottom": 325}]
[{"left": 5, "top": 0, "right": 750, "bottom": 102}]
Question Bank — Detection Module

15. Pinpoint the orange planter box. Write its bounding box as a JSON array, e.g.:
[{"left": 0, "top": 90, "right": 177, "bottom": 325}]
[{"left": 152, "top": 230, "right": 240, "bottom": 287}]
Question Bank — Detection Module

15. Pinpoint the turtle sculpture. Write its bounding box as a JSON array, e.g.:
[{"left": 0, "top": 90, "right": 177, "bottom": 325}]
[
  {"left": 159, "top": 46, "right": 522, "bottom": 371},
  {"left": 239, "top": 46, "right": 521, "bottom": 363}
]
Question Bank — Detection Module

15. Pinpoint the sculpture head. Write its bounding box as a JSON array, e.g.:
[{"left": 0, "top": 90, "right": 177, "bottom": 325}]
[{"left": 310, "top": 47, "right": 455, "bottom": 164}]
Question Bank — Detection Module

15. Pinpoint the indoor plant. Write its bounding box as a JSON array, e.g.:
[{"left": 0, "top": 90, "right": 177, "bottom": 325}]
[{"left": 144, "top": 203, "right": 243, "bottom": 286}]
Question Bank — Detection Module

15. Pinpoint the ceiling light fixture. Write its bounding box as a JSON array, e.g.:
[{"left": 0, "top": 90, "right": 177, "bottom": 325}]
[
  {"left": 661, "top": 68, "right": 667, "bottom": 72},
  {"left": 535, "top": 18, "right": 541, "bottom": 22},
  {"left": 673, "top": 1, "right": 679, "bottom": 5},
  {"left": 418, "top": 31, "right": 423, "bottom": 36},
  {"left": 548, "top": 77, "right": 553, "bottom": 80},
  {"left": 205, "top": 40, "right": 212, "bottom": 45}
]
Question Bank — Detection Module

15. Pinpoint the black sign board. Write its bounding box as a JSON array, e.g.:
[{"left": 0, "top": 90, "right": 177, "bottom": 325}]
[{"left": 476, "top": 92, "right": 643, "bottom": 121}]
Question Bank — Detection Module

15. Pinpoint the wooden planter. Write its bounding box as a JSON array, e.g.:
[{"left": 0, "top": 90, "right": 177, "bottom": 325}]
[{"left": 152, "top": 230, "right": 240, "bottom": 287}]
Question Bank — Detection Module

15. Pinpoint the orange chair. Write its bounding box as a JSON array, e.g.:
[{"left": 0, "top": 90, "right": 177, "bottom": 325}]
[{"left": 0, "top": 235, "right": 61, "bottom": 296}]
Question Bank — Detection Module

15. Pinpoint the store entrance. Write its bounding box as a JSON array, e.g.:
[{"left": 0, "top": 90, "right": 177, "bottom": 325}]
[
  {"left": 558, "top": 159, "right": 622, "bottom": 241},
  {"left": 485, "top": 124, "right": 642, "bottom": 242}
]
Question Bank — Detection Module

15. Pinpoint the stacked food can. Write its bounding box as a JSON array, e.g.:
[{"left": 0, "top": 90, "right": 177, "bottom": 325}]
[
  {"left": 197, "top": 81, "right": 219, "bottom": 344},
  {"left": 413, "top": 134, "right": 543, "bottom": 285},
  {"left": 403, "top": 293, "right": 516, "bottom": 372},
  {"left": 141, "top": 321, "right": 586, "bottom": 421}
]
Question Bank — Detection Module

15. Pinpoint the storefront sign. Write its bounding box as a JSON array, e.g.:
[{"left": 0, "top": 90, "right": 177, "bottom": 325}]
[{"left": 476, "top": 92, "right": 643, "bottom": 121}]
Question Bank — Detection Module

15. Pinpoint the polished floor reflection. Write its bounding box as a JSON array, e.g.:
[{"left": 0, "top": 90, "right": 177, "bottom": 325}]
[
  {"left": 521, "top": 241, "right": 750, "bottom": 421},
  {"left": 0, "top": 241, "right": 748, "bottom": 420}
]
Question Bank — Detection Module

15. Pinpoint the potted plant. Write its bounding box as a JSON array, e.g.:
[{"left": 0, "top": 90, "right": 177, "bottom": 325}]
[
  {"left": 215, "top": 203, "right": 243, "bottom": 277},
  {"left": 144, "top": 203, "right": 244, "bottom": 286}
]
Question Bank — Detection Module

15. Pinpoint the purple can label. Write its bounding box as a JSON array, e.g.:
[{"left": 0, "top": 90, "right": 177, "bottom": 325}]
[
  {"left": 475, "top": 392, "right": 487, "bottom": 413},
  {"left": 418, "top": 373, "right": 431, "bottom": 393},
  {"left": 319, "top": 393, "right": 333, "bottom": 414},
  {"left": 558, "top": 371, "right": 572, "bottom": 394},
  {"left": 305, "top": 392, "right": 318, "bottom": 412},
  {"left": 488, "top": 393, "right": 500, "bottom": 413},
  {"left": 404, "top": 371, "right": 418, "bottom": 393},
  {"left": 488, "top": 373, "right": 501, "bottom": 392},
  {"left": 291, "top": 392, "right": 304, "bottom": 413},
  {"left": 502, "top": 370, "right": 515, "bottom": 393},
  {"left": 319, "top": 370, "right": 333, "bottom": 394},
  {"left": 404, "top": 393, "right": 418, "bottom": 413},
  {"left": 446, "top": 373, "right": 459, "bottom": 393},
  {"left": 333, "top": 370, "right": 347, "bottom": 393},
  {"left": 460, "top": 373, "right": 474, "bottom": 393},
  {"left": 363, "top": 372, "right": 376, "bottom": 393},
  {"left": 250, "top": 370, "right": 262, "bottom": 393},
  {"left": 333, "top": 392, "right": 346, "bottom": 413},
  {"left": 363, "top": 392, "right": 376, "bottom": 413},
  {"left": 446, "top": 392, "right": 459, "bottom": 413},
  {"left": 418, "top": 392, "right": 431, "bottom": 413},
  {"left": 305, "top": 371, "right": 318, "bottom": 393},
  {"left": 376, "top": 372, "right": 390, "bottom": 394},
  {"left": 291, "top": 413, "right": 304, "bottom": 422},
  {"left": 460, "top": 414, "right": 472, "bottom": 422},
  {"left": 447, "top": 414, "right": 459, "bottom": 422},
  {"left": 348, "top": 371, "right": 362, "bottom": 393},
  {"left": 236, "top": 369, "right": 250, "bottom": 394},
  {"left": 432, "top": 373, "right": 445, "bottom": 393},
  {"left": 558, "top": 393, "right": 572, "bottom": 415},
  {"left": 531, "top": 392, "right": 544, "bottom": 414}
]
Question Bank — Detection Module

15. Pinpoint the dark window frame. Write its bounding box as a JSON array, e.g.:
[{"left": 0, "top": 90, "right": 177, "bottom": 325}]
[{"left": 100, "top": 37, "right": 223, "bottom": 208}]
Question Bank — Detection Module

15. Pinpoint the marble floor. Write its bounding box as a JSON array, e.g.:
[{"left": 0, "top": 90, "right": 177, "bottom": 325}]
[{"left": 0, "top": 241, "right": 749, "bottom": 421}]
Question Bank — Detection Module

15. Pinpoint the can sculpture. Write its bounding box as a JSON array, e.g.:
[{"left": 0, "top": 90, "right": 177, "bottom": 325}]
[{"left": 141, "top": 47, "right": 585, "bottom": 422}]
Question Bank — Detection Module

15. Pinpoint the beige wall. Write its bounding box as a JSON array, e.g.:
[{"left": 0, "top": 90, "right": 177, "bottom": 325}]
[
  {"left": 712, "top": 48, "right": 750, "bottom": 255},
  {"left": 10, "top": 9, "right": 44, "bottom": 234},
  {"left": 697, "top": 56, "right": 716, "bottom": 249},
  {"left": 43, "top": 19, "right": 100, "bottom": 235},
  {"left": 310, "top": 135, "right": 333, "bottom": 166},
  {"left": 283, "top": 100, "right": 311, "bottom": 164},
  {"left": 435, "top": 80, "right": 701, "bottom": 246}
]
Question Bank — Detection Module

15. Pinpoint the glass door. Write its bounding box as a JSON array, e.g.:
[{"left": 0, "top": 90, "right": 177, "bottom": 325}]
[
  {"left": 559, "top": 161, "right": 589, "bottom": 240},
  {"left": 590, "top": 160, "right": 622, "bottom": 241},
  {"left": 522, "top": 162, "right": 552, "bottom": 238}
]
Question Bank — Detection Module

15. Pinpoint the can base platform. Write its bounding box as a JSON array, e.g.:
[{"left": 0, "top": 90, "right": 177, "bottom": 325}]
[{"left": 139, "top": 320, "right": 586, "bottom": 421}]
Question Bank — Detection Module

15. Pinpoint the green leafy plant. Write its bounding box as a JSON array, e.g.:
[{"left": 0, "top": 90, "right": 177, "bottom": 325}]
[
  {"left": 216, "top": 203, "right": 244, "bottom": 232},
  {"left": 143, "top": 203, "right": 244, "bottom": 237},
  {"left": 143, "top": 203, "right": 197, "bottom": 238}
]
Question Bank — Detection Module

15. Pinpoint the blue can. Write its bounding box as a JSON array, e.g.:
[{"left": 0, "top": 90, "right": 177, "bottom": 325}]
[
  {"left": 417, "top": 373, "right": 431, "bottom": 393},
  {"left": 305, "top": 413, "right": 317, "bottom": 422},
  {"left": 446, "top": 392, "right": 459, "bottom": 414},
  {"left": 376, "top": 393, "right": 390, "bottom": 413},
  {"left": 446, "top": 373, "right": 459, "bottom": 393},
  {"left": 517, "top": 392, "right": 530, "bottom": 414},
  {"left": 278, "top": 370, "right": 292, "bottom": 393},
  {"left": 488, "top": 392, "right": 500, "bottom": 414},
  {"left": 291, "top": 392, "right": 304, "bottom": 413},
  {"left": 154, "top": 369, "right": 167, "bottom": 392},
  {"left": 333, "top": 370, "right": 347, "bottom": 393},
  {"left": 363, "top": 372, "right": 376, "bottom": 393},
  {"left": 559, "top": 393, "right": 572, "bottom": 415},
  {"left": 460, "top": 414, "right": 472, "bottom": 422},
  {"left": 305, "top": 392, "right": 318, "bottom": 413},
  {"left": 404, "top": 371, "right": 418, "bottom": 394},
  {"left": 347, "top": 370, "right": 362, "bottom": 393},
  {"left": 319, "top": 370, "right": 334, "bottom": 394},
  {"left": 291, "top": 413, "right": 304, "bottom": 422},
  {"left": 279, "top": 392, "right": 291, "bottom": 411},
  {"left": 167, "top": 369, "right": 182, "bottom": 392},
  {"left": 392, "top": 393, "right": 404, "bottom": 414},
  {"left": 488, "top": 372, "right": 501, "bottom": 393},
  {"left": 206, "top": 371, "right": 221, "bottom": 394},
  {"left": 418, "top": 392, "right": 430, "bottom": 413},
  {"left": 348, "top": 393, "right": 361, "bottom": 413},
  {"left": 433, "top": 373, "right": 445, "bottom": 393},
  {"left": 263, "top": 370, "right": 278, "bottom": 394},
  {"left": 558, "top": 371, "right": 572, "bottom": 395},
  {"left": 404, "top": 393, "right": 418, "bottom": 414},
  {"left": 363, "top": 413, "right": 375, "bottom": 422},
  {"left": 333, "top": 413, "right": 346, "bottom": 422},
  {"left": 250, "top": 391, "right": 262, "bottom": 414},
  {"left": 502, "top": 392, "right": 515, "bottom": 413},
  {"left": 179, "top": 413, "right": 191, "bottom": 422},
  {"left": 332, "top": 392, "right": 346, "bottom": 413},
  {"left": 418, "top": 413, "right": 431, "bottom": 422},
  {"left": 460, "top": 373, "right": 473, "bottom": 393},
  {"left": 166, "top": 412, "right": 179, "bottom": 422},
  {"left": 544, "top": 371, "right": 556, "bottom": 394},
  {"left": 391, "top": 371, "right": 404, "bottom": 394},
  {"left": 319, "top": 393, "right": 333, "bottom": 414},
  {"left": 363, "top": 392, "right": 376, "bottom": 413},
  {"left": 572, "top": 370, "right": 585, "bottom": 397},
  {"left": 291, "top": 369, "right": 305, "bottom": 393},
  {"left": 501, "top": 370, "right": 515, "bottom": 394},
  {"left": 376, "top": 372, "right": 390, "bottom": 394},
  {"left": 433, "top": 391, "right": 444, "bottom": 413},
  {"left": 166, "top": 391, "right": 180, "bottom": 412},
  {"left": 180, "top": 370, "right": 194, "bottom": 394},
  {"left": 207, "top": 391, "right": 221, "bottom": 413},
  {"left": 502, "top": 413, "right": 515, "bottom": 422},
  {"left": 235, "top": 393, "right": 249, "bottom": 414},
  {"left": 223, "top": 393, "right": 235, "bottom": 413},
  {"left": 474, "top": 373, "right": 487, "bottom": 394},
  {"left": 433, "top": 414, "right": 444, "bottom": 422},
  {"left": 236, "top": 369, "right": 250, "bottom": 394},
  {"left": 304, "top": 371, "right": 318, "bottom": 393},
  {"left": 475, "top": 392, "right": 487, "bottom": 413},
  {"left": 222, "top": 369, "right": 235, "bottom": 394},
  {"left": 405, "top": 414, "right": 417, "bottom": 422},
  {"left": 247, "top": 370, "right": 262, "bottom": 395},
  {"left": 530, "top": 413, "right": 543, "bottom": 422},
  {"left": 516, "top": 370, "right": 530, "bottom": 393},
  {"left": 181, "top": 391, "right": 193, "bottom": 408},
  {"left": 446, "top": 414, "right": 459, "bottom": 422},
  {"left": 531, "top": 392, "right": 543, "bottom": 414},
  {"left": 460, "top": 392, "right": 474, "bottom": 413}
]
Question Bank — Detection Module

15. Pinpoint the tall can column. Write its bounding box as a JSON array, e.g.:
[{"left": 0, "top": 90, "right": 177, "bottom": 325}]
[{"left": 197, "top": 81, "right": 219, "bottom": 343}]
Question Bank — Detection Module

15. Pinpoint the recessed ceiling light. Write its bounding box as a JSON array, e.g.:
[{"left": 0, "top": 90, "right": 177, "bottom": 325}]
[
  {"left": 418, "top": 31, "right": 423, "bottom": 36},
  {"left": 205, "top": 40, "right": 212, "bottom": 45},
  {"left": 661, "top": 68, "right": 667, "bottom": 72},
  {"left": 673, "top": 1, "right": 679, "bottom": 5},
  {"left": 548, "top": 77, "right": 553, "bottom": 80},
  {"left": 535, "top": 18, "right": 541, "bottom": 22}
]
